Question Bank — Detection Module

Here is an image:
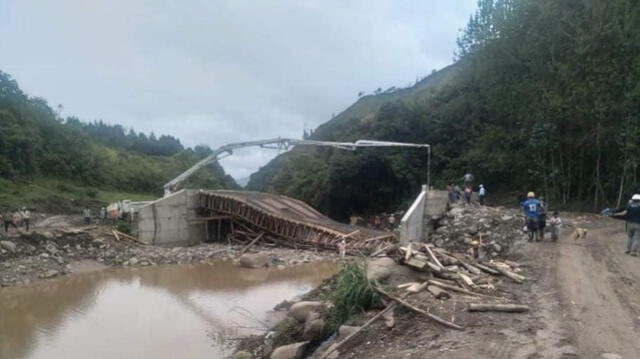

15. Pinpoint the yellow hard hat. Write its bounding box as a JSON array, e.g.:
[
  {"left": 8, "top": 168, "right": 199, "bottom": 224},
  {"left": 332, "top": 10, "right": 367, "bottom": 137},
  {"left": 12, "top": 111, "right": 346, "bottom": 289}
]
[
  {"left": 471, "top": 240, "right": 480, "bottom": 247},
  {"left": 527, "top": 191, "right": 535, "bottom": 198}
]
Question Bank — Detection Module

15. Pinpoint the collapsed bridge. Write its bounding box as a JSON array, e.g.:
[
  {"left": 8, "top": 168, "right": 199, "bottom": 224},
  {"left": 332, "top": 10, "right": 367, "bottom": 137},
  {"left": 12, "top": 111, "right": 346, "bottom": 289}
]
[{"left": 137, "top": 189, "right": 396, "bottom": 251}]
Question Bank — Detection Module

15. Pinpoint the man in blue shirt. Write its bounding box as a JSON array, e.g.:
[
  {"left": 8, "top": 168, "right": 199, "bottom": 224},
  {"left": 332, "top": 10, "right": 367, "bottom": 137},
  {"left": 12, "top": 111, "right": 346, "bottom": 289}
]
[
  {"left": 522, "top": 191, "right": 542, "bottom": 242},
  {"left": 612, "top": 194, "right": 640, "bottom": 256}
]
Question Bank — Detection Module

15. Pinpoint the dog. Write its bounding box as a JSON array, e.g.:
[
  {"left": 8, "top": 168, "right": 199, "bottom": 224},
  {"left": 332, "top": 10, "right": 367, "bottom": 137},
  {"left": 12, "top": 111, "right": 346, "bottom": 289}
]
[{"left": 573, "top": 227, "right": 588, "bottom": 240}]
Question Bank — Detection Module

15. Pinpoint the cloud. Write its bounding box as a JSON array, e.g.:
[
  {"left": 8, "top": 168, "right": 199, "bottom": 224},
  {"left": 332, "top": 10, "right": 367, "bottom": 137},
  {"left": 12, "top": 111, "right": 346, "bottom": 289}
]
[{"left": 0, "top": 0, "right": 476, "bottom": 179}]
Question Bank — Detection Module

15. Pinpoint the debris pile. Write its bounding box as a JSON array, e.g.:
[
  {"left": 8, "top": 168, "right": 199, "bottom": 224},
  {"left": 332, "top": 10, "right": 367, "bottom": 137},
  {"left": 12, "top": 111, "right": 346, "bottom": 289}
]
[{"left": 430, "top": 204, "right": 525, "bottom": 256}]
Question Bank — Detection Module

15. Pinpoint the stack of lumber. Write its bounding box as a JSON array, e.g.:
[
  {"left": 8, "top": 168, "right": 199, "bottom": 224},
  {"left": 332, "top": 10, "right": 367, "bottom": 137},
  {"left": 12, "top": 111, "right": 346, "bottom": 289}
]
[
  {"left": 389, "top": 243, "right": 530, "bottom": 315},
  {"left": 398, "top": 243, "right": 526, "bottom": 286}
]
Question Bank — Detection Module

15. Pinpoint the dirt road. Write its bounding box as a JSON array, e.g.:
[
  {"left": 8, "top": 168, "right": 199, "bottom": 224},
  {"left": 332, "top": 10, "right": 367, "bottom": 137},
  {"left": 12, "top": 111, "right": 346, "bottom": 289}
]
[
  {"left": 474, "top": 221, "right": 640, "bottom": 359},
  {"left": 552, "top": 223, "right": 640, "bottom": 358},
  {"left": 477, "top": 221, "right": 640, "bottom": 359}
]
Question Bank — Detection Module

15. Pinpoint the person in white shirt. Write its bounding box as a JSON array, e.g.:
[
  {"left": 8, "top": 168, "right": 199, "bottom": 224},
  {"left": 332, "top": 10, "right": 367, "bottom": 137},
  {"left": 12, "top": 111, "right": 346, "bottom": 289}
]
[
  {"left": 478, "top": 185, "right": 486, "bottom": 206},
  {"left": 21, "top": 207, "right": 31, "bottom": 231}
]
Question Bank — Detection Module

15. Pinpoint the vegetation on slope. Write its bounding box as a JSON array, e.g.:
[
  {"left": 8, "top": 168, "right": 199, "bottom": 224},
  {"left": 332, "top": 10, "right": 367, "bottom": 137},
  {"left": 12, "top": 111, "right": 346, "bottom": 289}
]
[
  {"left": 249, "top": 0, "right": 640, "bottom": 219},
  {"left": 0, "top": 70, "right": 238, "bottom": 212}
]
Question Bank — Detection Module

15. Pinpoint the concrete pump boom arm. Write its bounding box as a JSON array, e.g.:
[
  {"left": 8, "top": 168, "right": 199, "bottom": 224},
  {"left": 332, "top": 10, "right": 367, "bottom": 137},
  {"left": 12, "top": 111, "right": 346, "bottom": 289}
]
[{"left": 163, "top": 138, "right": 430, "bottom": 196}]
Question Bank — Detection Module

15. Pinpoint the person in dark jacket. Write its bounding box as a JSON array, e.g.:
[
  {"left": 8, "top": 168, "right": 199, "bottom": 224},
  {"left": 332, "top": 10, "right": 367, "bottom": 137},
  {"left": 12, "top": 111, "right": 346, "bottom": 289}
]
[{"left": 612, "top": 194, "right": 640, "bottom": 256}]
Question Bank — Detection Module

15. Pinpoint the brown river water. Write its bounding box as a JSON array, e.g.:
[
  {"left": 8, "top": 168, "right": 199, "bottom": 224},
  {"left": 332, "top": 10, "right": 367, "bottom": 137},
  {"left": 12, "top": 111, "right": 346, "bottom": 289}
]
[{"left": 0, "top": 260, "right": 338, "bottom": 359}]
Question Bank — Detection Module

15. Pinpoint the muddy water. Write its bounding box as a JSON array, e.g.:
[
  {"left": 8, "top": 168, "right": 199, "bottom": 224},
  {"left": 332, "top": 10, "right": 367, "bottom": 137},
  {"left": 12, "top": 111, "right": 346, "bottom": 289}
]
[{"left": 0, "top": 260, "right": 338, "bottom": 359}]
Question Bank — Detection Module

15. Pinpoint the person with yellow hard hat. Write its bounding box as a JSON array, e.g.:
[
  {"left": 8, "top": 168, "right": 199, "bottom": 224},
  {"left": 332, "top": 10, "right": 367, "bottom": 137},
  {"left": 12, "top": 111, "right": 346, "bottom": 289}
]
[{"left": 522, "top": 191, "right": 543, "bottom": 242}]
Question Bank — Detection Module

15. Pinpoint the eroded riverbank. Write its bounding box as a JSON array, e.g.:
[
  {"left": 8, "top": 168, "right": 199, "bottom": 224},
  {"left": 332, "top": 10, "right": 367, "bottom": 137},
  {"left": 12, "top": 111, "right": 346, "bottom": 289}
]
[{"left": 0, "top": 226, "right": 340, "bottom": 287}]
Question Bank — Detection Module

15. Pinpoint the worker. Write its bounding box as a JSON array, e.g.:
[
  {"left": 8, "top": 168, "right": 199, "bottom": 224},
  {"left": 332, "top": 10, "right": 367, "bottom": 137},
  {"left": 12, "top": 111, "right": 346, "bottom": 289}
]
[
  {"left": 338, "top": 239, "right": 347, "bottom": 259},
  {"left": 100, "top": 207, "right": 107, "bottom": 226},
  {"left": 611, "top": 194, "right": 640, "bottom": 256},
  {"left": 453, "top": 184, "right": 462, "bottom": 201},
  {"left": 469, "top": 239, "right": 481, "bottom": 259},
  {"left": 447, "top": 183, "right": 457, "bottom": 204},
  {"left": 21, "top": 207, "right": 31, "bottom": 231},
  {"left": 12, "top": 210, "right": 22, "bottom": 229},
  {"left": 388, "top": 214, "right": 397, "bottom": 230},
  {"left": 478, "top": 184, "right": 486, "bottom": 205},
  {"left": 373, "top": 215, "right": 381, "bottom": 230},
  {"left": 82, "top": 208, "right": 91, "bottom": 225},
  {"left": 462, "top": 171, "right": 474, "bottom": 187},
  {"left": 2, "top": 210, "right": 17, "bottom": 232},
  {"left": 522, "top": 192, "right": 542, "bottom": 242},
  {"left": 464, "top": 185, "right": 472, "bottom": 205}
]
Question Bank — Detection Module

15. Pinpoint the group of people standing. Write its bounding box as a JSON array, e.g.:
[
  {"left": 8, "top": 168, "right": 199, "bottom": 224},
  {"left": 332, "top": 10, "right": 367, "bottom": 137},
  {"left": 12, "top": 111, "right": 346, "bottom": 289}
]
[
  {"left": 83, "top": 206, "right": 120, "bottom": 226},
  {"left": 447, "top": 172, "right": 487, "bottom": 206},
  {"left": 1, "top": 207, "right": 31, "bottom": 232},
  {"left": 371, "top": 213, "right": 399, "bottom": 231}
]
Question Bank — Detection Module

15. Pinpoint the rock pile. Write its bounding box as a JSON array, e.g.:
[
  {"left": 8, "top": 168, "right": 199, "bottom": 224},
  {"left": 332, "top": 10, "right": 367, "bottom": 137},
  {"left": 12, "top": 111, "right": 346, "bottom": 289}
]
[{"left": 430, "top": 204, "right": 525, "bottom": 257}]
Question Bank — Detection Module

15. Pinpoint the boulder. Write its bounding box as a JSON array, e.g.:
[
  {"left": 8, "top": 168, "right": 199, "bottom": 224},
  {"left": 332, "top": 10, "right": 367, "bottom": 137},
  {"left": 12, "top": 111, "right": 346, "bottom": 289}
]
[
  {"left": 233, "top": 351, "right": 253, "bottom": 359},
  {"left": 43, "top": 269, "right": 59, "bottom": 278},
  {"left": 289, "top": 301, "right": 323, "bottom": 322},
  {"left": 0, "top": 241, "right": 16, "bottom": 253},
  {"left": 366, "top": 257, "right": 396, "bottom": 283},
  {"left": 270, "top": 342, "right": 308, "bottom": 359},
  {"left": 337, "top": 325, "right": 360, "bottom": 340},
  {"left": 302, "top": 313, "right": 325, "bottom": 341},
  {"left": 239, "top": 253, "right": 270, "bottom": 268}
]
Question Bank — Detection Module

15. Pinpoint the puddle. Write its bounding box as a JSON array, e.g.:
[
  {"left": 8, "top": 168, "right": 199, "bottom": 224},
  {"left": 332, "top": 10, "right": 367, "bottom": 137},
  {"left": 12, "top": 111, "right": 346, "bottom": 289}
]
[{"left": 0, "top": 260, "right": 338, "bottom": 359}]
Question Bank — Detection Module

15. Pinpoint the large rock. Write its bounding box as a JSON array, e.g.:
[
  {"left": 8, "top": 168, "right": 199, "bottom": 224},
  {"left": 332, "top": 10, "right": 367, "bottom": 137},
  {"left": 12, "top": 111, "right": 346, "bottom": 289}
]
[
  {"left": 302, "top": 313, "right": 325, "bottom": 341},
  {"left": 366, "top": 257, "right": 396, "bottom": 283},
  {"left": 289, "top": 301, "right": 323, "bottom": 322},
  {"left": 0, "top": 241, "right": 16, "bottom": 253},
  {"left": 239, "top": 253, "right": 270, "bottom": 268},
  {"left": 270, "top": 342, "right": 308, "bottom": 359},
  {"left": 233, "top": 351, "right": 253, "bottom": 359},
  {"left": 337, "top": 325, "right": 360, "bottom": 340}
]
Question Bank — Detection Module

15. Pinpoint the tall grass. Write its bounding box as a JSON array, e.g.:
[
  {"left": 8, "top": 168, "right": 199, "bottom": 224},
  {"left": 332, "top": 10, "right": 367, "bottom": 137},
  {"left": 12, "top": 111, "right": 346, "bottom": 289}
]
[{"left": 327, "top": 262, "right": 380, "bottom": 332}]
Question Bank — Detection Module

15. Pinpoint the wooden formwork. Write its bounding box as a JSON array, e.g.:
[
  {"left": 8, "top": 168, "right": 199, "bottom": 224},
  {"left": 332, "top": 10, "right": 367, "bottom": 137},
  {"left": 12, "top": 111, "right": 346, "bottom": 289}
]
[{"left": 199, "top": 191, "right": 396, "bottom": 251}]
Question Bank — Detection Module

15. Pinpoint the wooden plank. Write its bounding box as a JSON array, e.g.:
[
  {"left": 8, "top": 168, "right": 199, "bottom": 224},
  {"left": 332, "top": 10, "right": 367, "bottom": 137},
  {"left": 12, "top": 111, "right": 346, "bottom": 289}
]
[
  {"left": 468, "top": 303, "right": 529, "bottom": 313},
  {"left": 424, "top": 244, "right": 444, "bottom": 269},
  {"left": 237, "top": 233, "right": 264, "bottom": 257}
]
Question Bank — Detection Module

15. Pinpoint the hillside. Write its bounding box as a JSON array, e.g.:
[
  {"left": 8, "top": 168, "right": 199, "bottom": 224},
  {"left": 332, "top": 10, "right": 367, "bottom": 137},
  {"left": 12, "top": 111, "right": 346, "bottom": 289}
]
[
  {"left": 0, "top": 70, "right": 239, "bottom": 213},
  {"left": 249, "top": 0, "right": 640, "bottom": 219}
]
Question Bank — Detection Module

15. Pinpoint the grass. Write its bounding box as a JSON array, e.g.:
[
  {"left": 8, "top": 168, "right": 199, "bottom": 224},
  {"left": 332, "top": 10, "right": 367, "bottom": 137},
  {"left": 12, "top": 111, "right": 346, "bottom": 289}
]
[
  {"left": 327, "top": 261, "right": 380, "bottom": 332},
  {"left": 0, "top": 178, "right": 158, "bottom": 213}
]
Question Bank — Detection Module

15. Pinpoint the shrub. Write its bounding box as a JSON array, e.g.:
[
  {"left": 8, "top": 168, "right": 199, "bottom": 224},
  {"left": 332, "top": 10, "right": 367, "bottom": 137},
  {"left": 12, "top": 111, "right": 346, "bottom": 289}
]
[{"left": 327, "top": 262, "right": 379, "bottom": 332}]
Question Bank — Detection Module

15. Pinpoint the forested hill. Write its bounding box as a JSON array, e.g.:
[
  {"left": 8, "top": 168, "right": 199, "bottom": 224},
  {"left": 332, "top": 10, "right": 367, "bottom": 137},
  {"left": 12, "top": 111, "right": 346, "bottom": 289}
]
[
  {"left": 248, "top": 0, "right": 640, "bottom": 220},
  {"left": 0, "top": 70, "right": 238, "bottom": 212}
]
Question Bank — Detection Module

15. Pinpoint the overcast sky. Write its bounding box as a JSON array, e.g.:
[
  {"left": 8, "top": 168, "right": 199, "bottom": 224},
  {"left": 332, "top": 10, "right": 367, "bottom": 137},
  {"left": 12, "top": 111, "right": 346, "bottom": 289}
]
[{"left": 0, "top": 0, "right": 476, "bottom": 180}]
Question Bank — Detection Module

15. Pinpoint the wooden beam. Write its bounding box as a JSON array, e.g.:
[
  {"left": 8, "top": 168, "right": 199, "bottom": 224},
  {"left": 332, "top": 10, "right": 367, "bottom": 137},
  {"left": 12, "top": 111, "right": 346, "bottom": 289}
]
[{"left": 374, "top": 287, "right": 464, "bottom": 330}]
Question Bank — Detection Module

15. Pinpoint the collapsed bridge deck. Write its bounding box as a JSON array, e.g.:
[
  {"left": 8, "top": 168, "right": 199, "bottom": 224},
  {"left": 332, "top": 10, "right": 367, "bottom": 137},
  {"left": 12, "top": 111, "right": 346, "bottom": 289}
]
[
  {"left": 199, "top": 190, "right": 395, "bottom": 251},
  {"left": 137, "top": 189, "right": 395, "bottom": 250}
]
